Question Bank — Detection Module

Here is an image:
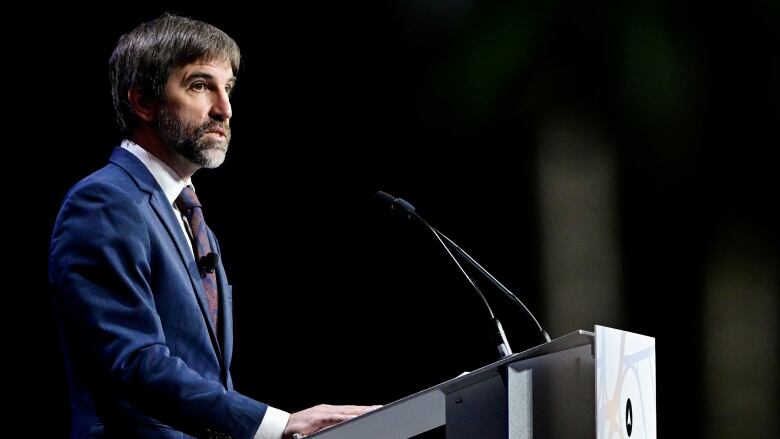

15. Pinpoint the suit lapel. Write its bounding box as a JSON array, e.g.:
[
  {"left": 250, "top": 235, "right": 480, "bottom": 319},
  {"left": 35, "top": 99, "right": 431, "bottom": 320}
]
[{"left": 209, "top": 232, "right": 233, "bottom": 372}]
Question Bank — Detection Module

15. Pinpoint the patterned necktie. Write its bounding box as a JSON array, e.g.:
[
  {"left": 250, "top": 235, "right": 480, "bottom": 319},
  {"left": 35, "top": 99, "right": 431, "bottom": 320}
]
[{"left": 176, "top": 186, "right": 219, "bottom": 328}]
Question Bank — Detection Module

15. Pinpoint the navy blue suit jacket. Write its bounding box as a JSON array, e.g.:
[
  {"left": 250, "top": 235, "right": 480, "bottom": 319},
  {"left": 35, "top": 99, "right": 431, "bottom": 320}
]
[{"left": 49, "top": 148, "right": 266, "bottom": 439}]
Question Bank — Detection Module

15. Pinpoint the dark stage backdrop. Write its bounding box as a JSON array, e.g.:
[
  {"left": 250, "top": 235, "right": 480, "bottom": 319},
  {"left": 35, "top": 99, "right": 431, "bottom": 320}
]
[{"left": 21, "top": 2, "right": 778, "bottom": 437}]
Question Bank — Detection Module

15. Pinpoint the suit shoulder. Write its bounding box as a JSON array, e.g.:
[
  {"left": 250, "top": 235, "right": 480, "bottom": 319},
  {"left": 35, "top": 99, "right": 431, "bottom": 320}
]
[
  {"left": 50, "top": 164, "right": 154, "bottom": 264},
  {"left": 53, "top": 161, "right": 152, "bottom": 240}
]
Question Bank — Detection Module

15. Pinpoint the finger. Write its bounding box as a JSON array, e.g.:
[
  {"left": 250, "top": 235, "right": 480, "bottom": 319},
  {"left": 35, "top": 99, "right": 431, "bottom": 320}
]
[
  {"left": 316, "top": 408, "right": 376, "bottom": 427},
  {"left": 334, "top": 404, "right": 383, "bottom": 415},
  {"left": 311, "top": 413, "right": 353, "bottom": 430}
]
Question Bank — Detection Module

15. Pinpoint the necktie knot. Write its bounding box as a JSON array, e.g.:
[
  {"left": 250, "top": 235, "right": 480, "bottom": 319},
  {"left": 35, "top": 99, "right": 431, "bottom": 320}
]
[{"left": 176, "top": 186, "right": 201, "bottom": 211}]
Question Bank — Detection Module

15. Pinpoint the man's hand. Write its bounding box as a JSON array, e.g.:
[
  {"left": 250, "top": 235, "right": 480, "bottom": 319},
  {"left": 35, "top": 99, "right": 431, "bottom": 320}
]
[{"left": 283, "top": 404, "right": 381, "bottom": 438}]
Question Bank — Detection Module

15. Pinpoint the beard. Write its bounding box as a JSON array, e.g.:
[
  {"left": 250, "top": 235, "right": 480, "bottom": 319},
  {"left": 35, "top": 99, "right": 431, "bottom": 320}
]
[{"left": 157, "top": 105, "right": 232, "bottom": 169}]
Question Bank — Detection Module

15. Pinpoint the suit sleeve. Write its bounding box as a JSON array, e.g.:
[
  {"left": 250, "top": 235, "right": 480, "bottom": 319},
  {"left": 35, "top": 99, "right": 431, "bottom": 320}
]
[{"left": 49, "top": 180, "right": 266, "bottom": 439}]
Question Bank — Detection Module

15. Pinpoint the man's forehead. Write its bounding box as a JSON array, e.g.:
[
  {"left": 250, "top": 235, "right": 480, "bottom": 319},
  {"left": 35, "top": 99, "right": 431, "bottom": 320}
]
[{"left": 172, "top": 59, "right": 236, "bottom": 80}]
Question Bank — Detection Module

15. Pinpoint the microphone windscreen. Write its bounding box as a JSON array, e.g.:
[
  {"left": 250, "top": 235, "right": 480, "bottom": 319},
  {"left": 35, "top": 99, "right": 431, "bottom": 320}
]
[
  {"left": 374, "top": 191, "right": 396, "bottom": 207},
  {"left": 374, "top": 191, "right": 417, "bottom": 214}
]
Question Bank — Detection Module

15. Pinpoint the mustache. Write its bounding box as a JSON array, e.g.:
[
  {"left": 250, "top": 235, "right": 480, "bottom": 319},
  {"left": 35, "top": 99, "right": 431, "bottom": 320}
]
[{"left": 198, "top": 120, "right": 230, "bottom": 136}]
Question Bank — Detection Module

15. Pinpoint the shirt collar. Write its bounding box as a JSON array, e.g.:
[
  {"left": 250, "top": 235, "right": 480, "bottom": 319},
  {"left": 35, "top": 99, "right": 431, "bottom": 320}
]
[{"left": 121, "top": 139, "right": 193, "bottom": 207}]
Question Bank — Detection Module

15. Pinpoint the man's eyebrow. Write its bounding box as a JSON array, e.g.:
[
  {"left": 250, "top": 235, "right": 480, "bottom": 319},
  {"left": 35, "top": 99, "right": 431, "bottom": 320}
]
[{"left": 182, "top": 71, "right": 237, "bottom": 85}]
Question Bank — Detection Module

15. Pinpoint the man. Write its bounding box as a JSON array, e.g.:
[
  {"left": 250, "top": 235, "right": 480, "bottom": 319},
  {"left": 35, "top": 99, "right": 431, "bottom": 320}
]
[{"left": 49, "top": 14, "right": 377, "bottom": 439}]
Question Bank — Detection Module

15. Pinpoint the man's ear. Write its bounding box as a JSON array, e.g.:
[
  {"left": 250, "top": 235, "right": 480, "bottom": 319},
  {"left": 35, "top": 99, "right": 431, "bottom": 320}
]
[{"left": 127, "top": 88, "right": 157, "bottom": 122}]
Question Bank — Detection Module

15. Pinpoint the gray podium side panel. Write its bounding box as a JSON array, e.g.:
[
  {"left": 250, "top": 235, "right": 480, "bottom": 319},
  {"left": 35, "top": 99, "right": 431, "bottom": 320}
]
[{"left": 508, "top": 344, "right": 595, "bottom": 439}]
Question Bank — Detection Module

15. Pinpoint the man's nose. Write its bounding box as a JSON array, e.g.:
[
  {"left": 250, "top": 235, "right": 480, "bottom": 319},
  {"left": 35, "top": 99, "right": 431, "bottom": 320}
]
[{"left": 210, "top": 90, "right": 232, "bottom": 121}]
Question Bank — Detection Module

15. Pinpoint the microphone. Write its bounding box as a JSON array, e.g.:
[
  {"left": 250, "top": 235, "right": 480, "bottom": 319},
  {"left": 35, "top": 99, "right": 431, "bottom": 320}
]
[
  {"left": 198, "top": 252, "right": 219, "bottom": 274},
  {"left": 375, "top": 191, "right": 551, "bottom": 355},
  {"left": 374, "top": 191, "right": 416, "bottom": 216}
]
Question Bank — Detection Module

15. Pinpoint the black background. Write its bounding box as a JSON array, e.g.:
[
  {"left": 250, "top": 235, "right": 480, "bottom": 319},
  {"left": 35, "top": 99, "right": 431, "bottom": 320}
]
[{"left": 15, "top": 1, "right": 779, "bottom": 437}]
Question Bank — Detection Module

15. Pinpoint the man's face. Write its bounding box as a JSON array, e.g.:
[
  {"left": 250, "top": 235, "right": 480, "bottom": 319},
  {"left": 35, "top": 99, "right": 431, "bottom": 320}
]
[{"left": 157, "top": 59, "right": 236, "bottom": 169}]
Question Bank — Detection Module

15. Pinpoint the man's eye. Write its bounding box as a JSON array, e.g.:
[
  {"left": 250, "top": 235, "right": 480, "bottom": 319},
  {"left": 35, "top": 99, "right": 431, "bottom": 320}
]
[{"left": 191, "top": 82, "right": 207, "bottom": 91}]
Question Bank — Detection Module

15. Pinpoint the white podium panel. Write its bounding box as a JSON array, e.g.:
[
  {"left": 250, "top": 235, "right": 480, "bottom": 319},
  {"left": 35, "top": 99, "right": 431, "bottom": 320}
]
[{"left": 596, "top": 325, "right": 656, "bottom": 439}]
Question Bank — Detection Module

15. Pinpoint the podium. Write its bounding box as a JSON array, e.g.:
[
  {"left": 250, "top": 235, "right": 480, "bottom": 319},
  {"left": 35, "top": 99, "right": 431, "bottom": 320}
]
[{"left": 308, "top": 326, "right": 656, "bottom": 439}]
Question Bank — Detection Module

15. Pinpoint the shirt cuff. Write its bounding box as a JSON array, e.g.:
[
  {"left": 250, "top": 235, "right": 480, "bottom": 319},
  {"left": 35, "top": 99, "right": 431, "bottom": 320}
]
[{"left": 253, "top": 406, "right": 291, "bottom": 439}]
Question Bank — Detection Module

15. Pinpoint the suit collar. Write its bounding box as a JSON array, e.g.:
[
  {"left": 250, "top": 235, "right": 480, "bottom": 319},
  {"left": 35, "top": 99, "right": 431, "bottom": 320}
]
[{"left": 109, "top": 147, "right": 159, "bottom": 195}]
